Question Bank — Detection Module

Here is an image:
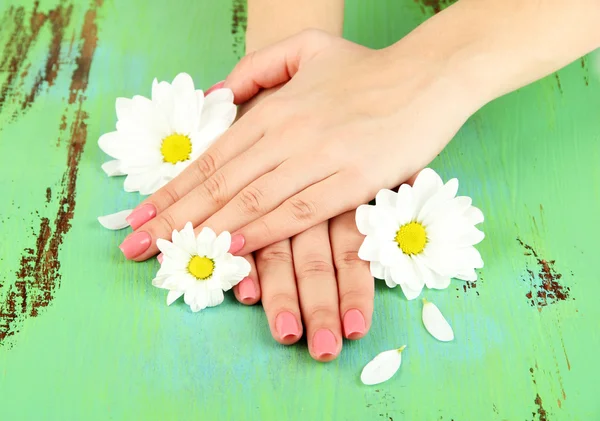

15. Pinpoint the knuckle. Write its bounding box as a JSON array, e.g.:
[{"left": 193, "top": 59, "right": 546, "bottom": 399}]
[
  {"left": 307, "top": 305, "right": 336, "bottom": 325},
  {"left": 339, "top": 289, "right": 368, "bottom": 308},
  {"left": 154, "top": 212, "right": 177, "bottom": 237},
  {"left": 237, "top": 186, "right": 265, "bottom": 215},
  {"left": 267, "top": 292, "right": 297, "bottom": 309},
  {"left": 288, "top": 197, "right": 318, "bottom": 222},
  {"left": 160, "top": 187, "right": 180, "bottom": 207},
  {"left": 194, "top": 152, "right": 218, "bottom": 180},
  {"left": 202, "top": 171, "right": 227, "bottom": 205},
  {"left": 258, "top": 247, "right": 293, "bottom": 265},
  {"left": 296, "top": 258, "right": 334, "bottom": 281},
  {"left": 334, "top": 250, "right": 365, "bottom": 271}
]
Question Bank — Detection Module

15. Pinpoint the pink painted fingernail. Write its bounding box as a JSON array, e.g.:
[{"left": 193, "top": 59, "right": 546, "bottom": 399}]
[
  {"left": 229, "top": 234, "right": 245, "bottom": 255},
  {"left": 343, "top": 309, "right": 366, "bottom": 339},
  {"left": 238, "top": 277, "right": 256, "bottom": 302},
  {"left": 119, "top": 232, "right": 152, "bottom": 259},
  {"left": 205, "top": 80, "right": 225, "bottom": 96},
  {"left": 275, "top": 312, "right": 300, "bottom": 340},
  {"left": 126, "top": 203, "right": 157, "bottom": 230},
  {"left": 313, "top": 329, "right": 337, "bottom": 359},
  {"left": 157, "top": 253, "right": 163, "bottom": 264}
]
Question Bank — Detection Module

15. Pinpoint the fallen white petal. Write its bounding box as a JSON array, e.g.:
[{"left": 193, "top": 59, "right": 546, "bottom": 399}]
[
  {"left": 101, "top": 160, "right": 125, "bottom": 176},
  {"left": 97, "top": 209, "right": 133, "bottom": 230},
  {"left": 361, "top": 346, "right": 406, "bottom": 386},
  {"left": 422, "top": 299, "right": 454, "bottom": 342}
]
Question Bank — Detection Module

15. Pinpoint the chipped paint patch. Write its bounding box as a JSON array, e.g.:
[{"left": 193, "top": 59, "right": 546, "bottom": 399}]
[
  {"left": 231, "top": 0, "right": 246, "bottom": 58},
  {"left": 517, "top": 239, "right": 571, "bottom": 309},
  {"left": 0, "top": 0, "right": 102, "bottom": 346}
]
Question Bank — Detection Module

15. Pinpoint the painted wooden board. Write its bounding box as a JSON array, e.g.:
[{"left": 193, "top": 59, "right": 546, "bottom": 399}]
[{"left": 1, "top": 0, "right": 598, "bottom": 420}]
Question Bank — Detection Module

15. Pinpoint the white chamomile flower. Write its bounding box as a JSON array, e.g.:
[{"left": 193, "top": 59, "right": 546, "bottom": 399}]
[
  {"left": 152, "top": 222, "right": 250, "bottom": 312},
  {"left": 98, "top": 72, "right": 237, "bottom": 194},
  {"left": 356, "top": 168, "right": 484, "bottom": 300}
]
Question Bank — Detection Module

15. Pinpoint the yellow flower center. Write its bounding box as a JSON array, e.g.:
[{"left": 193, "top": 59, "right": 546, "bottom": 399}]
[
  {"left": 161, "top": 134, "right": 192, "bottom": 164},
  {"left": 395, "top": 222, "right": 427, "bottom": 255},
  {"left": 187, "top": 255, "right": 215, "bottom": 280}
]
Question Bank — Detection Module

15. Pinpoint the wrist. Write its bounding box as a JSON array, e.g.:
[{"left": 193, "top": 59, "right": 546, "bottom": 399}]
[{"left": 245, "top": 0, "right": 344, "bottom": 53}]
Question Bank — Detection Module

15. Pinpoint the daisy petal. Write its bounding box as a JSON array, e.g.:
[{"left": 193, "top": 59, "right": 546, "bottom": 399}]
[
  {"left": 212, "top": 231, "right": 232, "bottom": 258},
  {"left": 360, "top": 347, "right": 406, "bottom": 386},
  {"left": 97, "top": 209, "right": 133, "bottom": 230},
  {"left": 412, "top": 168, "right": 443, "bottom": 210},
  {"left": 395, "top": 184, "right": 415, "bottom": 225},
  {"left": 383, "top": 267, "right": 398, "bottom": 288},
  {"left": 98, "top": 131, "right": 122, "bottom": 159},
  {"left": 166, "top": 290, "right": 184, "bottom": 306},
  {"left": 422, "top": 299, "right": 454, "bottom": 341},
  {"left": 370, "top": 261, "right": 385, "bottom": 280},
  {"left": 375, "top": 189, "right": 397, "bottom": 208},
  {"left": 203, "top": 88, "right": 234, "bottom": 107},
  {"left": 115, "top": 97, "right": 133, "bottom": 121},
  {"left": 190, "top": 120, "right": 230, "bottom": 157},
  {"left": 464, "top": 206, "right": 485, "bottom": 225},
  {"left": 101, "top": 160, "right": 125, "bottom": 176},
  {"left": 455, "top": 268, "right": 478, "bottom": 281},
  {"left": 358, "top": 236, "right": 380, "bottom": 262},
  {"left": 355, "top": 205, "right": 374, "bottom": 235},
  {"left": 399, "top": 281, "right": 424, "bottom": 300}
]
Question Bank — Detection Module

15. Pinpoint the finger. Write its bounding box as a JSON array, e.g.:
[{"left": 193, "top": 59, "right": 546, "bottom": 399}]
[
  {"left": 233, "top": 253, "right": 261, "bottom": 305},
  {"left": 122, "top": 139, "right": 284, "bottom": 261},
  {"left": 292, "top": 221, "right": 341, "bottom": 362},
  {"left": 124, "top": 106, "right": 265, "bottom": 231},
  {"left": 224, "top": 29, "right": 332, "bottom": 104},
  {"left": 231, "top": 171, "right": 371, "bottom": 255},
  {"left": 200, "top": 153, "right": 334, "bottom": 235},
  {"left": 330, "top": 210, "right": 374, "bottom": 340},
  {"left": 255, "top": 240, "right": 303, "bottom": 345}
]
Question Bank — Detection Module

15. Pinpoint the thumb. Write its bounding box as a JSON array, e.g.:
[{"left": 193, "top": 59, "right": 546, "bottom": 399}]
[{"left": 224, "top": 29, "right": 332, "bottom": 104}]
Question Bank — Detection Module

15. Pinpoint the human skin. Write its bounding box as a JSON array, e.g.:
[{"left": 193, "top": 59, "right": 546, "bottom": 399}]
[
  {"left": 121, "top": 0, "right": 600, "bottom": 358},
  {"left": 226, "top": 0, "right": 374, "bottom": 362}
]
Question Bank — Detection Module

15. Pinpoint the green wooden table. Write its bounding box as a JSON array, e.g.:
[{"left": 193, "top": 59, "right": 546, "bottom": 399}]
[{"left": 1, "top": 1, "right": 598, "bottom": 420}]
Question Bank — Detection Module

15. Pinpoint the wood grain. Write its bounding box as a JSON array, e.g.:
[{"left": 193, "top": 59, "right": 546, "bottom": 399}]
[{"left": 1, "top": 0, "right": 598, "bottom": 420}]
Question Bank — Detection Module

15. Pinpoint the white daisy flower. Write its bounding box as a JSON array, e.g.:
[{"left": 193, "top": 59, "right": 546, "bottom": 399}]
[
  {"left": 152, "top": 222, "right": 250, "bottom": 312},
  {"left": 98, "top": 72, "right": 236, "bottom": 194},
  {"left": 356, "top": 168, "right": 484, "bottom": 300}
]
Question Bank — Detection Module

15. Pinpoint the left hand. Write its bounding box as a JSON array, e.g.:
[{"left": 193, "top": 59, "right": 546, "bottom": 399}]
[{"left": 120, "top": 30, "right": 474, "bottom": 261}]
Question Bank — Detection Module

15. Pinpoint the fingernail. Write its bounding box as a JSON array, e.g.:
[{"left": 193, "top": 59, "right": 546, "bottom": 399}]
[
  {"left": 229, "top": 234, "right": 245, "bottom": 255},
  {"left": 205, "top": 80, "right": 225, "bottom": 96},
  {"left": 238, "top": 277, "right": 256, "bottom": 302},
  {"left": 157, "top": 253, "right": 163, "bottom": 264},
  {"left": 275, "top": 312, "right": 300, "bottom": 340},
  {"left": 126, "top": 203, "right": 157, "bottom": 230},
  {"left": 119, "top": 232, "right": 152, "bottom": 259},
  {"left": 343, "top": 309, "right": 366, "bottom": 339},
  {"left": 313, "top": 329, "right": 337, "bottom": 359}
]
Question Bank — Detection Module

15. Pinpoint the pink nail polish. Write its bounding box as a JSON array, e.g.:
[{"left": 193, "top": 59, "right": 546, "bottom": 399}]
[
  {"left": 204, "top": 80, "right": 225, "bottom": 96},
  {"left": 343, "top": 309, "right": 366, "bottom": 339},
  {"left": 126, "top": 204, "right": 157, "bottom": 230},
  {"left": 275, "top": 312, "right": 300, "bottom": 340},
  {"left": 229, "top": 234, "right": 245, "bottom": 255},
  {"left": 313, "top": 329, "right": 337, "bottom": 359},
  {"left": 238, "top": 277, "right": 256, "bottom": 302},
  {"left": 157, "top": 253, "right": 163, "bottom": 264},
  {"left": 119, "top": 232, "right": 152, "bottom": 259}
]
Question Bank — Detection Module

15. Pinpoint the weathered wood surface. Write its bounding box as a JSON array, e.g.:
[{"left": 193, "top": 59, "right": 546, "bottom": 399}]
[{"left": 1, "top": 0, "right": 598, "bottom": 420}]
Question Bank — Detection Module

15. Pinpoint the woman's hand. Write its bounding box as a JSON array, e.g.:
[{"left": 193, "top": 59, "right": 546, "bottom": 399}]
[
  {"left": 119, "top": 30, "right": 474, "bottom": 261},
  {"left": 232, "top": 211, "right": 374, "bottom": 362},
  {"left": 232, "top": 87, "right": 373, "bottom": 361}
]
